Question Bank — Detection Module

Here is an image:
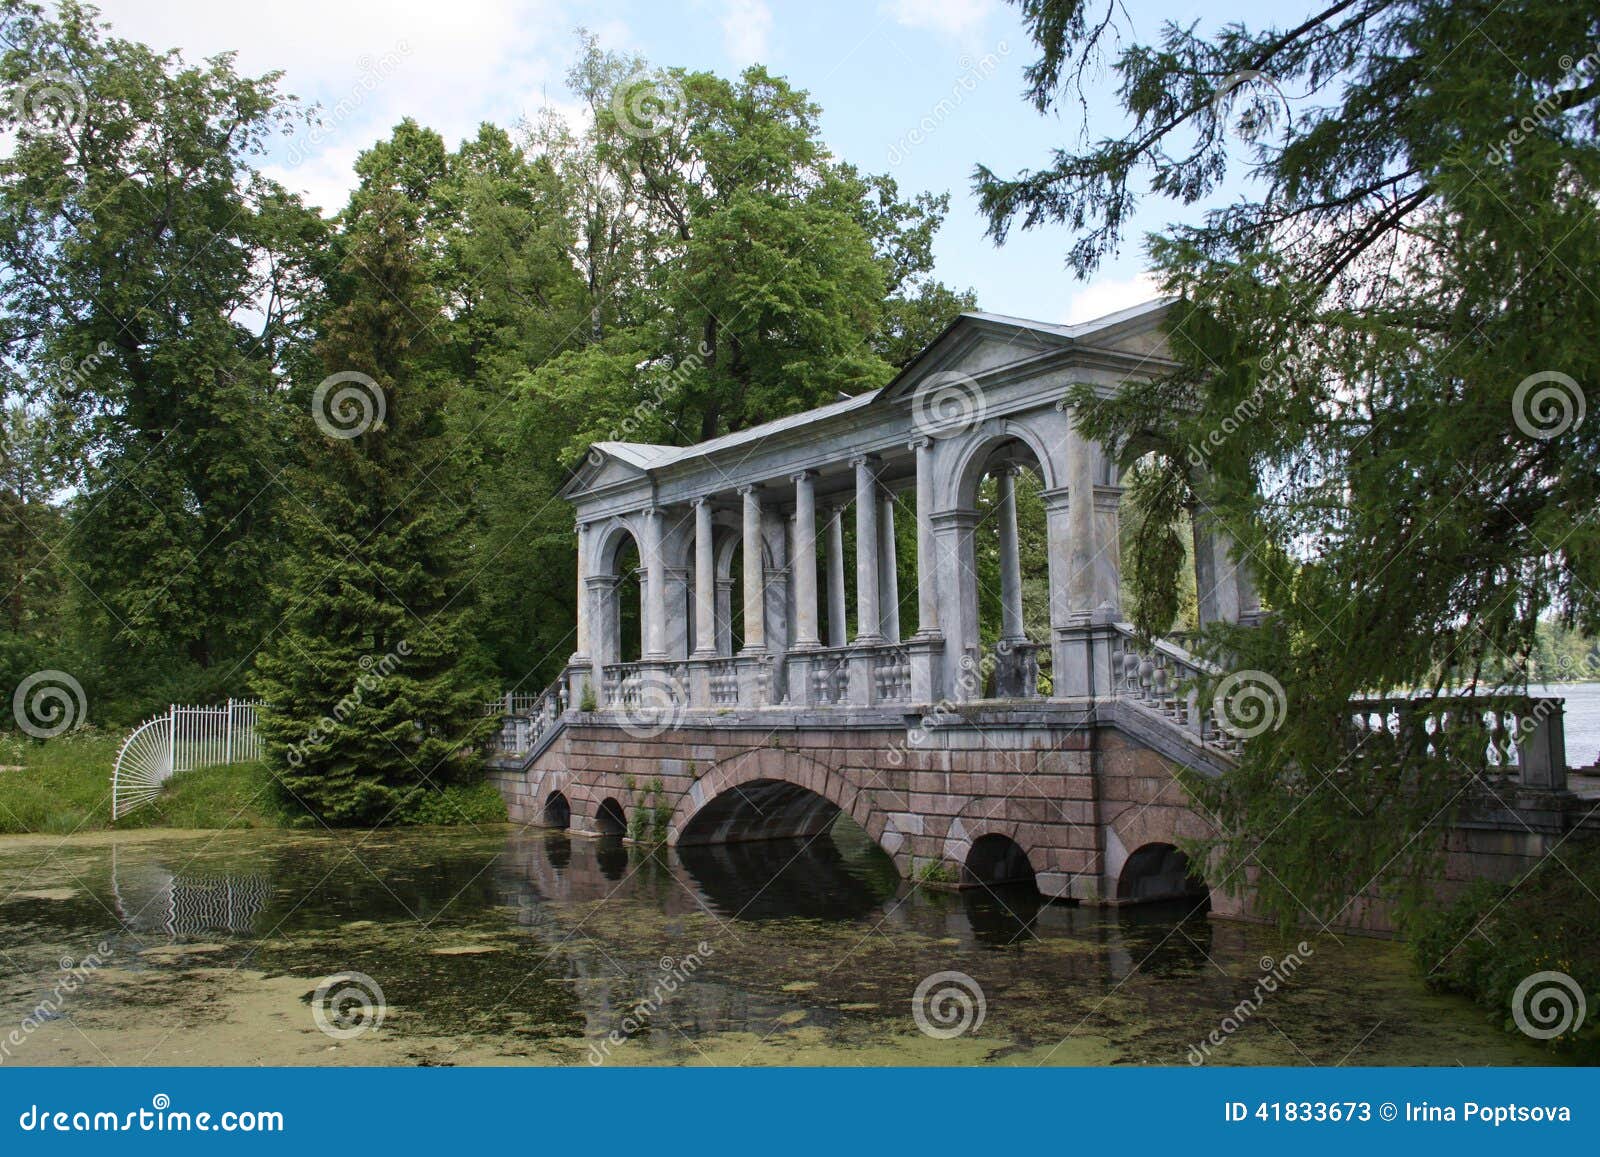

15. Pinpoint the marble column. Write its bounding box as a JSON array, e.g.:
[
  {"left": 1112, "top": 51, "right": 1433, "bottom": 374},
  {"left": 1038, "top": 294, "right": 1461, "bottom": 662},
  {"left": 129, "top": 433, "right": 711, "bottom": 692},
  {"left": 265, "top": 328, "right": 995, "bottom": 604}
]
[
  {"left": 739, "top": 486, "right": 765, "bottom": 652},
  {"left": 852, "top": 456, "right": 882, "bottom": 643},
  {"left": 1065, "top": 415, "right": 1109, "bottom": 623},
  {"left": 792, "top": 472, "right": 820, "bottom": 648},
  {"left": 996, "top": 465, "right": 1025, "bottom": 641},
  {"left": 643, "top": 506, "right": 667, "bottom": 658},
  {"left": 878, "top": 492, "right": 900, "bottom": 642},
  {"left": 825, "top": 506, "right": 847, "bottom": 647},
  {"left": 911, "top": 438, "right": 939, "bottom": 637},
  {"left": 692, "top": 498, "right": 716, "bottom": 655},
  {"left": 573, "top": 521, "right": 590, "bottom": 658}
]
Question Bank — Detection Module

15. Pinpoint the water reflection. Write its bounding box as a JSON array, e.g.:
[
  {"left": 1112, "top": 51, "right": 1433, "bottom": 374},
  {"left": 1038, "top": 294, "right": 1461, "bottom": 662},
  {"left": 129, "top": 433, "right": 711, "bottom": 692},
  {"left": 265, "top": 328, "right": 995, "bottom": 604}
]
[
  {"left": 0, "top": 823, "right": 1549, "bottom": 1066},
  {"left": 110, "top": 848, "right": 272, "bottom": 939},
  {"left": 675, "top": 836, "right": 895, "bottom": 921}
]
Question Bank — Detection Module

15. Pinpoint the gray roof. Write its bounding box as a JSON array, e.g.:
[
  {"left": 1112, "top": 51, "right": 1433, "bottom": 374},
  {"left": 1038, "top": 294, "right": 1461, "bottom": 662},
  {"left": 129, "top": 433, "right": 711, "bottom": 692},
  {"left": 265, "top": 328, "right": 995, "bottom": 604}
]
[{"left": 574, "top": 299, "right": 1171, "bottom": 485}]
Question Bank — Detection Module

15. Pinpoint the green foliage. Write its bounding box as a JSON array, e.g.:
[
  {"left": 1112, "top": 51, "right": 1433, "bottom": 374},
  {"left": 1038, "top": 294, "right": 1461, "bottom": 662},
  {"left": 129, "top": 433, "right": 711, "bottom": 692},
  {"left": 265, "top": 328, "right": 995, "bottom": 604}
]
[
  {"left": 0, "top": 729, "right": 121, "bottom": 833},
  {"left": 250, "top": 190, "right": 496, "bottom": 826},
  {"left": 628, "top": 775, "right": 672, "bottom": 844},
  {"left": 1408, "top": 848, "right": 1600, "bottom": 1060},
  {"left": 913, "top": 859, "right": 958, "bottom": 885},
  {"left": 391, "top": 779, "right": 509, "bottom": 827},
  {"left": 988, "top": 0, "right": 1600, "bottom": 927},
  {"left": 0, "top": 0, "right": 323, "bottom": 683},
  {"left": 0, "top": 8, "right": 973, "bottom": 823}
]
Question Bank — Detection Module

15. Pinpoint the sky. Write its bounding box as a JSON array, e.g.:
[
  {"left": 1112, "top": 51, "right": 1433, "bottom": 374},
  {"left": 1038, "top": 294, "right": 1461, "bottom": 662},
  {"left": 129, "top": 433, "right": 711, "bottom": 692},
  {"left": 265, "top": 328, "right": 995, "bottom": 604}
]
[{"left": 90, "top": 0, "right": 1262, "bottom": 325}]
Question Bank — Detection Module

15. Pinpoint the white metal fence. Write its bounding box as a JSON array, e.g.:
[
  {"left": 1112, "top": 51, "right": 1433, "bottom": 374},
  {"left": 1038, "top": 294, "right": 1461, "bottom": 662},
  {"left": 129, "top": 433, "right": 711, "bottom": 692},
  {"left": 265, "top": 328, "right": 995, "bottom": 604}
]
[{"left": 112, "top": 700, "right": 264, "bottom": 819}]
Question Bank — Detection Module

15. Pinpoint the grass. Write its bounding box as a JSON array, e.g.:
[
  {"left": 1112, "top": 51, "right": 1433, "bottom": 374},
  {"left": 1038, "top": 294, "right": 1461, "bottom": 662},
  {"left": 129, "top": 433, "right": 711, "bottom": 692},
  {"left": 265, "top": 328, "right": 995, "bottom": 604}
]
[{"left": 0, "top": 728, "right": 507, "bottom": 834}]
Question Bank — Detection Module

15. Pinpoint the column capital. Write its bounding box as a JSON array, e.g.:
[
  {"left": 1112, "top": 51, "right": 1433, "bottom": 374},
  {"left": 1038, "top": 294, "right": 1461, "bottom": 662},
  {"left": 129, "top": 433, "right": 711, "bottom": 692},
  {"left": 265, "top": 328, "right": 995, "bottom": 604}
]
[
  {"left": 691, "top": 495, "right": 712, "bottom": 509},
  {"left": 790, "top": 469, "right": 818, "bottom": 484},
  {"left": 848, "top": 453, "right": 882, "bottom": 470},
  {"left": 908, "top": 436, "right": 932, "bottom": 451},
  {"left": 737, "top": 483, "right": 761, "bottom": 498}
]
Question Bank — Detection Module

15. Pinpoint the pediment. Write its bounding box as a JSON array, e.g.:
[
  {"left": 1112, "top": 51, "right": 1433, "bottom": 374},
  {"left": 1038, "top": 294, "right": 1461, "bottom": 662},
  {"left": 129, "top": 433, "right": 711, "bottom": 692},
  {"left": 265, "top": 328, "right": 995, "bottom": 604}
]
[{"left": 559, "top": 442, "right": 671, "bottom": 500}]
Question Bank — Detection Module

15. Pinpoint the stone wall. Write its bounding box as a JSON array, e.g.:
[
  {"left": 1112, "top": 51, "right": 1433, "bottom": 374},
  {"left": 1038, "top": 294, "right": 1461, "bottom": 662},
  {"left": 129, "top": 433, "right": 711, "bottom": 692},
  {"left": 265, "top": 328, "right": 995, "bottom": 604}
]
[{"left": 488, "top": 713, "right": 1221, "bottom": 908}]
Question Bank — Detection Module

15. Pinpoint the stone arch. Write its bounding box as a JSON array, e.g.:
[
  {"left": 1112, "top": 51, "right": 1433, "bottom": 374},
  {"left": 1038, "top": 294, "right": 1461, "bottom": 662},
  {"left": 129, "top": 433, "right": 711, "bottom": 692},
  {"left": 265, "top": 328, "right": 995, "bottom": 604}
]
[
  {"left": 1117, "top": 842, "right": 1209, "bottom": 906},
  {"left": 542, "top": 790, "right": 571, "bottom": 829},
  {"left": 1107, "top": 802, "right": 1217, "bottom": 908},
  {"left": 939, "top": 416, "right": 1065, "bottom": 512},
  {"left": 668, "top": 747, "right": 908, "bottom": 874},
  {"left": 963, "top": 832, "right": 1038, "bottom": 887},
  {"left": 589, "top": 515, "right": 646, "bottom": 578},
  {"left": 595, "top": 796, "right": 627, "bottom": 836},
  {"left": 588, "top": 517, "right": 646, "bottom": 666}
]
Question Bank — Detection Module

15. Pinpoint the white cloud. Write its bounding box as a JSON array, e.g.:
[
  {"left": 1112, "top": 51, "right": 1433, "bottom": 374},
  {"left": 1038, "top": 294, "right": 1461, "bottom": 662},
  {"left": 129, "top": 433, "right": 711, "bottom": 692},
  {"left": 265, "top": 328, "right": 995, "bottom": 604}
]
[
  {"left": 89, "top": 0, "right": 592, "bottom": 213},
  {"left": 721, "top": 0, "right": 773, "bottom": 66},
  {"left": 1061, "top": 272, "right": 1164, "bottom": 325},
  {"left": 884, "top": 0, "right": 994, "bottom": 39}
]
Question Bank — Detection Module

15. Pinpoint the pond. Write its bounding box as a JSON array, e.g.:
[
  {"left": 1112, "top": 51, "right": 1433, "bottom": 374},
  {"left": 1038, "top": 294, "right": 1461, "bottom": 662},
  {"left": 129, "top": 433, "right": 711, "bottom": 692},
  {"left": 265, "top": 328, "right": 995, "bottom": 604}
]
[{"left": 0, "top": 823, "right": 1553, "bottom": 1067}]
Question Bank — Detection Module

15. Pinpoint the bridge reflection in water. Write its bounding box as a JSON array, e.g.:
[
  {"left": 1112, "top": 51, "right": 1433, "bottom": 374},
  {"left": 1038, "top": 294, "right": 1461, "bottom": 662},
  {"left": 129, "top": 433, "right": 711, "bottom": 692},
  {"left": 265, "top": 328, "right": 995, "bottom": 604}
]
[{"left": 26, "top": 825, "right": 1531, "bottom": 1063}]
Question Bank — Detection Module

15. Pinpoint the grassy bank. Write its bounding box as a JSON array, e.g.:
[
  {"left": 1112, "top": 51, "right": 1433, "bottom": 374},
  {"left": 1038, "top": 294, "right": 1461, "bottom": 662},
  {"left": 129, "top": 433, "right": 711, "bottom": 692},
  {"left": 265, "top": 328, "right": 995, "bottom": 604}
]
[{"left": 0, "top": 729, "right": 506, "bottom": 834}]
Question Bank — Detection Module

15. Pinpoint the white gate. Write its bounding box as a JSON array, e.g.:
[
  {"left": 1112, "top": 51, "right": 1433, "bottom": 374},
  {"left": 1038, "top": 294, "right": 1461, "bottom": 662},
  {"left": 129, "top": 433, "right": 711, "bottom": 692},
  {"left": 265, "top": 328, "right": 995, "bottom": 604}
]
[{"left": 111, "top": 699, "right": 264, "bottom": 819}]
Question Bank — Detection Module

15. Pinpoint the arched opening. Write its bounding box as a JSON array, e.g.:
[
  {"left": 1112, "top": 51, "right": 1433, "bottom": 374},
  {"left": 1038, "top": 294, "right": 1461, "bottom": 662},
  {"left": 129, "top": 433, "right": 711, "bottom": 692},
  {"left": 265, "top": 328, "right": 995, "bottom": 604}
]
[
  {"left": 598, "top": 527, "right": 644, "bottom": 665},
  {"left": 542, "top": 791, "right": 571, "bottom": 830},
  {"left": 963, "top": 440, "right": 1051, "bottom": 698},
  {"left": 963, "top": 833, "right": 1038, "bottom": 887},
  {"left": 678, "top": 778, "right": 843, "bottom": 845},
  {"left": 595, "top": 797, "right": 627, "bottom": 836},
  {"left": 714, "top": 529, "right": 746, "bottom": 655},
  {"left": 1117, "top": 842, "right": 1210, "bottom": 907}
]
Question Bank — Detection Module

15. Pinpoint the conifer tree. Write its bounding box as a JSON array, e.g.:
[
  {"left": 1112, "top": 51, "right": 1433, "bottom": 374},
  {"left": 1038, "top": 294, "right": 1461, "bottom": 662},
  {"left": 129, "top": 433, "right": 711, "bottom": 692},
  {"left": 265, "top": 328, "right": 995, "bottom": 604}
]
[{"left": 252, "top": 190, "right": 495, "bottom": 825}]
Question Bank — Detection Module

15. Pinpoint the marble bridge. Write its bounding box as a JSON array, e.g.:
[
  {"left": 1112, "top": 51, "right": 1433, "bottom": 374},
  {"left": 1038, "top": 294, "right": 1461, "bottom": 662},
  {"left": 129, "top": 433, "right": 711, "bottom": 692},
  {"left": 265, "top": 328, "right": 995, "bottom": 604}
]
[{"left": 486, "top": 301, "right": 1583, "bottom": 928}]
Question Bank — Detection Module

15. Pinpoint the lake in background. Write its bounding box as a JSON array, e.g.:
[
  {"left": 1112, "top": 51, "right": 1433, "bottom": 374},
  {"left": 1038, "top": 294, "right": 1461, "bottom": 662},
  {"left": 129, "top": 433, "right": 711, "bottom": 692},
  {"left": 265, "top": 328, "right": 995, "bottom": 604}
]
[{"left": 1531, "top": 681, "right": 1600, "bottom": 768}]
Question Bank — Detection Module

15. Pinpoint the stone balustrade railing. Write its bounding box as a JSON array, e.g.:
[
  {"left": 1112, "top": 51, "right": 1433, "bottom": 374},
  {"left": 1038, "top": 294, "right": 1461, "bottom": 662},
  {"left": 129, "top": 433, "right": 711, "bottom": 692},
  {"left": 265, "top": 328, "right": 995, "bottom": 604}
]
[
  {"left": 1107, "top": 625, "right": 1234, "bottom": 752},
  {"left": 484, "top": 677, "right": 568, "bottom": 758},
  {"left": 807, "top": 647, "right": 852, "bottom": 705},
  {"left": 489, "top": 635, "right": 1569, "bottom": 795},
  {"left": 870, "top": 645, "right": 912, "bottom": 703},
  {"left": 1347, "top": 694, "right": 1567, "bottom": 788}
]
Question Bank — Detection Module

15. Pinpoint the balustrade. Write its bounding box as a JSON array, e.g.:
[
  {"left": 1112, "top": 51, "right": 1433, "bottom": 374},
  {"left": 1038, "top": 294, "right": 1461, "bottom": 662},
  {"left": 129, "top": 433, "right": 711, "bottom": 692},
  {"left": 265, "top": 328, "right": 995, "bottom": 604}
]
[
  {"left": 871, "top": 645, "right": 912, "bottom": 702},
  {"left": 809, "top": 647, "right": 852, "bottom": 705}
]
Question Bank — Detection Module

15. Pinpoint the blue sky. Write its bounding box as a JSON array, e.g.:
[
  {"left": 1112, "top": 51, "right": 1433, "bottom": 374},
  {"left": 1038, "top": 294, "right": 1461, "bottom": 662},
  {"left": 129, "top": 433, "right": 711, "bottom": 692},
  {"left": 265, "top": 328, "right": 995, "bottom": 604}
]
[{"left": 93, "top": 0, "right": 1266, "bottom": 324}]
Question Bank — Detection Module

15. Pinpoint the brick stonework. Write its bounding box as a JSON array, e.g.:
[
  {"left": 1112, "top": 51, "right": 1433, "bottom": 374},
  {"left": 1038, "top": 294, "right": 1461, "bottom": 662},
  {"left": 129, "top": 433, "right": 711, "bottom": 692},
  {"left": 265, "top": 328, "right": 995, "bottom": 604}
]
[{"left": 488, "top": 716, "right": 1240, "bottom": 907}]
